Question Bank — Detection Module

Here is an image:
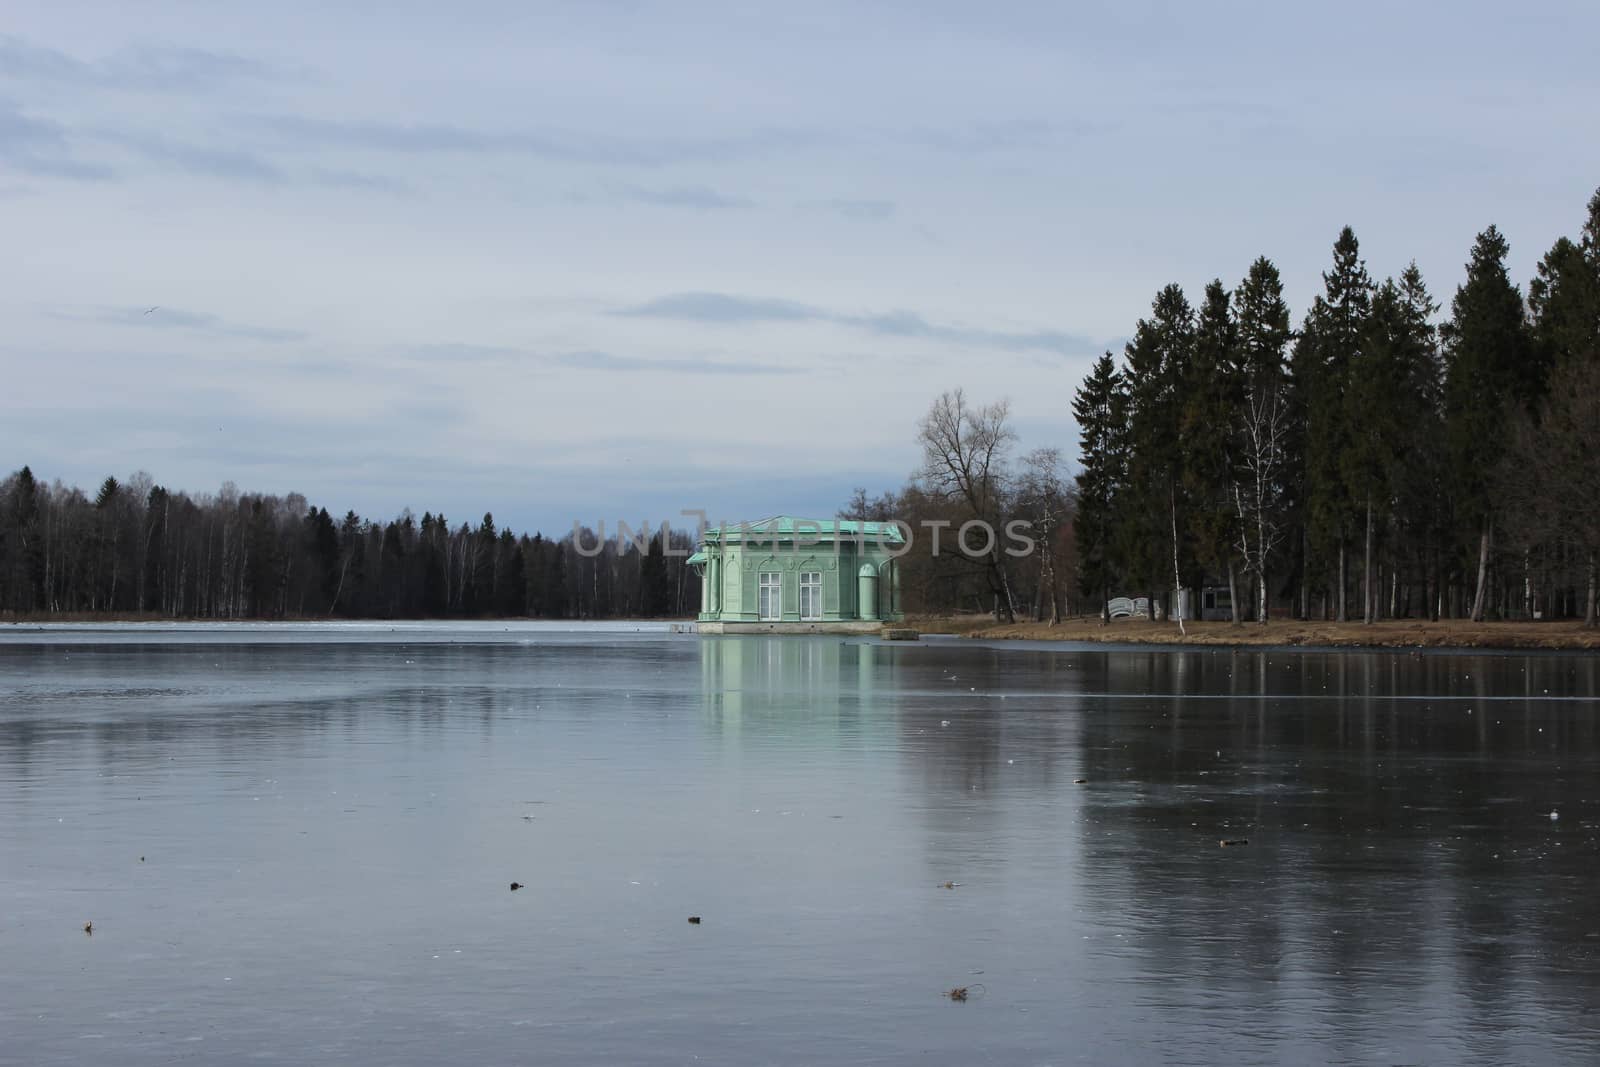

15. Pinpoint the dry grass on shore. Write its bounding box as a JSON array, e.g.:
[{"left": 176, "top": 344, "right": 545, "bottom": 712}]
[{"left": 908, "top": 614, "right": 1600, "bottom": 651}]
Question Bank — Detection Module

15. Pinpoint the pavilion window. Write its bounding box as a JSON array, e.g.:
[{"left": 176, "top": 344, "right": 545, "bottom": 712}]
[
  {"left": 758, "top": 571, "right": 782, "bottom": 620},
  {"left": 799, "top": 571, "right": 822, "bottom": 620}
]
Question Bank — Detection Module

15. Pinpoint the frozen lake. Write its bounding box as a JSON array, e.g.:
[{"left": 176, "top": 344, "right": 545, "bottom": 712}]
[{"left": 2, "top": 622, "right": 1598, "bottom": 1065}]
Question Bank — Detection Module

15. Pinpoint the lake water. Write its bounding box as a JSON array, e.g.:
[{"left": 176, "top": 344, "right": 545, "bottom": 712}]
[{"left": 2, "top": 623, "right": 1598, "bottom": 1066}]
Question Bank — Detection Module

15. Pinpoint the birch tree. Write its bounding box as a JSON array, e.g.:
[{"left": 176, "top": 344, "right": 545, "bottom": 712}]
[
  {"left": 1015, "top": 447, "right": 1071, "bottom": 624},
  {"left": 1233, "top": 367, "right": 1290, "bottom": 625}
]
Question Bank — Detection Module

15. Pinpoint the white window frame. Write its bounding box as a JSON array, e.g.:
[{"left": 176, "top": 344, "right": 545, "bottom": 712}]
[
  {"left": 799, "top": 571, "right": 822, "bottom": 621},
  {"left": 758, "top": 571, "right": 782, "bottom": 620}
]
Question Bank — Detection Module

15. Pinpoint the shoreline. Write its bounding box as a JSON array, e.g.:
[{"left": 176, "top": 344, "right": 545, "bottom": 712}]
[
  {"left": 0, "top": 614, "right": 690, "bottom": 627},
  {"left": 4, "top": 613, "right": 1597, "bottom": 651},
  {"left": 909, "top": 615, "right": 1600, "bottom": 652}
]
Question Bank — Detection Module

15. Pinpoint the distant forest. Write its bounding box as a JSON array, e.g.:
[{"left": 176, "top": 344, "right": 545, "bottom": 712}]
[
  {"left": 0, "top": 471, "right": 699, "bottom": 620},
  {"left": 847, "top": 187, "right": 1600, "bottom": 627}
]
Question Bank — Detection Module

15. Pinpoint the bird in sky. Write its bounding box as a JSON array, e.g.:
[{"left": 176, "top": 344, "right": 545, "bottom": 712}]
[{"left": 144, "top": 306, "right": 159, "bottom": 315}]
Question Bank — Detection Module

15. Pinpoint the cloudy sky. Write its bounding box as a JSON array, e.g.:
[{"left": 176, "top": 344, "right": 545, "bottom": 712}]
[{"left": 3, "top": 1, "right": 1597, "bottom": 535}]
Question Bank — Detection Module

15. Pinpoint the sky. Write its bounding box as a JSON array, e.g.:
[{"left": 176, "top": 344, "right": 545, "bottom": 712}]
[{"left": 3, "top": 1, "right": 1598, "bottom": 536}]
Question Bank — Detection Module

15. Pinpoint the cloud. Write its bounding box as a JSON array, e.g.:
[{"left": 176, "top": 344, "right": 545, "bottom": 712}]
[
  {"left": 615, "top": 292, "right": 816, "bottom": 324},
  {"left": 306, "top": 167, "right": 410, "bottom": 194},
  {"left": 0, "top": 100, "right": 61, "bottom": 147},
  {"left": 808, "top": 197, "right": 895, "bottom": 220},
  {"left": 247, "top": 113, "right": 822, "bottom": 167},
  {"left": 843, "top": 309, "right": 1092, "bottom": 355},
  {"left": 573, "top": 183, "right": 754, "bottom": 211},
  {"left": 0, "top": 39, "right": 306, "bottom": 187},
  {"left": 553, "top": 350, "right": 800, "bottom": 375},
  {"left": 63, "top": 306, "right": 307, "bottom": 343},
  {"left": 0, "top": 36, "right": 277, "bottom": 93},
  {"left": 243, "top": 113, "right": 1073, "bottom": 171},
  {"left": 399, "top": 343, "right": 526, "bottom": 365},
  {"left": 0, "top": 37, "right": 82, "bottom": 84},
  {"left": 0, "top": 100, "right": 114, "bottom": 179},
  {"left": 96, "top": 129, "right": 284, "bottom": 182},
  {"left": 2, "top": 99, "right": 280, "bottom": 184},
  {"left": 398, "top": 342, "right": 798, "bottom": 376},
  {"left": 614, "top": 291, "right": 1096, "bottom": 355},
  {"left": 98, "top": 45, "right": 277, "bottom": 93},
  {"left": 6, "top": 111, "right": 402, "bottom": 188},
  {"left": 898, "top": 118, "right": 1104, "bottom": 154}
]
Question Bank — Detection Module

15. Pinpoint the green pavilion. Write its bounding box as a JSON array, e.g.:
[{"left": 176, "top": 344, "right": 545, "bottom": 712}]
[{"left": 688, "top": 516, "right": 905, "bottom": 633}]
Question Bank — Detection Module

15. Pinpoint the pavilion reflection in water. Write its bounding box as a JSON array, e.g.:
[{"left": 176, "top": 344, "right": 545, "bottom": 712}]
[{"left": 698, "top": 636, "right": 901, "bottom": 745}]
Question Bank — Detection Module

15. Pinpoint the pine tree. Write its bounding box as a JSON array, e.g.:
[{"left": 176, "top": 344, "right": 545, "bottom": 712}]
[
  {"left": 1297, "top": 228, "right": 1373, "bottom": 621},
  {"left": 523, "top": 533, "right": 547, "bottom": 616},
  {"left": 1, "top": 466, "right": 44, "bottom": 613},
  {"left": 1522, "top": 187, "right": 1600, "bottom": 623},
  {"left": 142, "top": 485, "right": 169, "bottom": 613},
  {"left": 469, "top": 513, "right": 497, "bottom": 614},
  {"left": 1443, "top": 225, "right": 1534, "bottom": 620},
  {"left": 1530, "top": 188, "right": 1600, "bottom": 374},
  {"left": 1183, "top": 280, "right": 1241, "bottom": 620},
  {"left": 304, "top": 507, "right": 339, "bottom": 612},
  {"left": 245, "top": 498, "right": 282, "bottom": 618},
  {"left": 1345, "top": 280, "right": 1414, "bottom": 622},
  {"left": 1121, "top": 284, "right": 1195, "bottom": 626},
  {"left": 639, "top": 530, "right": 672, "bottom": 616},
  {"left": 93, "top": 476, "right": 122, "bottom": 611},
  {"left": 333, "top": 511, "right": 363, "bottom": 615},
  {"left": 546, "top": 544, "right": 569, "bottom": 618},
  {"left": 1231, "top": 257, "right": 1293, "bottom": 624},
  {"left": 498, "top": 529, "right": 524, "bottom": 616},
  {"left": 417, "top": 512, "right": 447, "bottom": 615},
  {"left": 1530, "top": 238, "right": 1591, "bottom": 368},
  {"left": 1392, "top": 264, "right": 1445, "bottom": 618},
  {"left": 1072, "top": 352, "right": 1126, "bottom": 621}
]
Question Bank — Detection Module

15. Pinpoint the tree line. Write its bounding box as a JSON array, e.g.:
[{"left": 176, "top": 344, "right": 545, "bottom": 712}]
[
  {"left": 1072, "top": 186, "right": 1600, "bottom": 627},
  {"left": 9, "top": 189, "right": 1593, "bottom": 627},
  {"left": 0, "top": 471, "right": 699, "bottom": 620}
]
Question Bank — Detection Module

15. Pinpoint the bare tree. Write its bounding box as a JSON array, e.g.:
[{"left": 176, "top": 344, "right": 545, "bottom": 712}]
[
  {"left": 1232, "top": 366, "right": 1290, "bottom": 625},
  {"left": 918, "top": 389, "right": 1018, "bottom": 622},
  {"left": 842, "top": 487, "right": 870, "bottom": 523},
  {"left": 837, "top": 486, "right": 897, "bottom": 524}
]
